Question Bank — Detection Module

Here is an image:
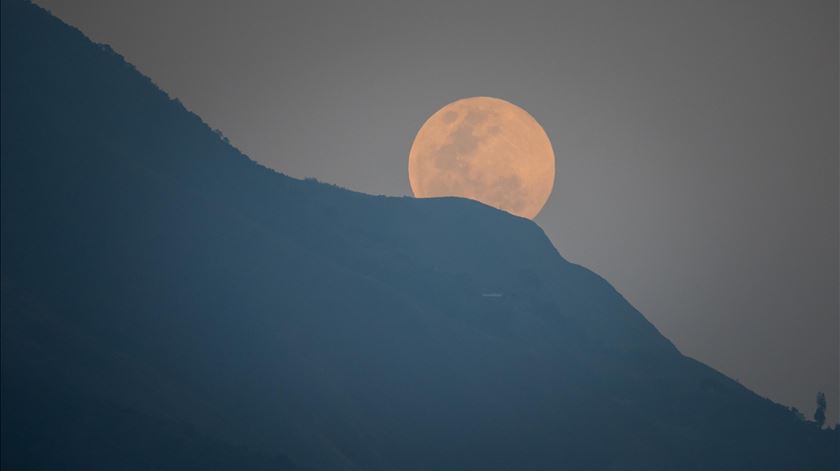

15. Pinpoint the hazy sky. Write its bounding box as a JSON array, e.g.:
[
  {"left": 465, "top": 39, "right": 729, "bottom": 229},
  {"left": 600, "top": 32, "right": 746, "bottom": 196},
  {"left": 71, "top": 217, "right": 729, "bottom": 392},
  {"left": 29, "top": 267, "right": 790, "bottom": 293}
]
[{"left": 36, "top": 0, "right": 838, "bottom": 423}]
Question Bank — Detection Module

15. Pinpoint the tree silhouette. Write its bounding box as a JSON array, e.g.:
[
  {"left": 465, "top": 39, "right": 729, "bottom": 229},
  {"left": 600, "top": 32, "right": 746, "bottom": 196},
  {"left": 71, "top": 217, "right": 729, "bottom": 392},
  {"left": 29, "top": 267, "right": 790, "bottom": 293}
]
[{"left": 814, "top": 392, "right": 826, "bottom": 428}]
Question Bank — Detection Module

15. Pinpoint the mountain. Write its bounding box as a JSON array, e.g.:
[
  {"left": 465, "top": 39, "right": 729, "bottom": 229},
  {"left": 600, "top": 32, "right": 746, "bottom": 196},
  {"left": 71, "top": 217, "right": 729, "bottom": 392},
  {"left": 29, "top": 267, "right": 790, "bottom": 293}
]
[{"left": 2, "top": 1, "right": 837, "bottom": 470}]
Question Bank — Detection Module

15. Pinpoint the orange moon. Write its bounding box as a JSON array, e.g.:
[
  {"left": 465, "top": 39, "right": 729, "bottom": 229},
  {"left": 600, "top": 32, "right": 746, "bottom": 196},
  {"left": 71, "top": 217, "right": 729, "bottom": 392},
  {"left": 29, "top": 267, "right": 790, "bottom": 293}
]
[{"left": 408, "top": 96, "right": 555, "bottom": 219}]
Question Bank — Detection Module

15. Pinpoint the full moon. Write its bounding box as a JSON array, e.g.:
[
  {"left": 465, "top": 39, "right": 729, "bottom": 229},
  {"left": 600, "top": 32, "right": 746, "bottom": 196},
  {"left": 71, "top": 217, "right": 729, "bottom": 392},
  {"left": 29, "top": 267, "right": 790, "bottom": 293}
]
[{"left": 408, "top": 96, "right": 555, "bottom": 219}]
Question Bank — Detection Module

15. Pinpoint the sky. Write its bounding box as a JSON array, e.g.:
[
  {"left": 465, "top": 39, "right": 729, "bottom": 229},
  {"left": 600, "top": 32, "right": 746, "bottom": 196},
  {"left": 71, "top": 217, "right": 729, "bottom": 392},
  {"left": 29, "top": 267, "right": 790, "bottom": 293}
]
[{"left": 35, "top": 0, "right": 838, "bottom": 423}]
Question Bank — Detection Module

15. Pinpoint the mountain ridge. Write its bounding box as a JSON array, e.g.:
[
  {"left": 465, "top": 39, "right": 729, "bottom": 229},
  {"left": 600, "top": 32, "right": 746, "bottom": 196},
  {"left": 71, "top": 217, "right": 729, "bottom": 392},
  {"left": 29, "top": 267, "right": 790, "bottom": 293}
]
[{"left": 2, "top": 1, "right": 837, "bottom": 470}]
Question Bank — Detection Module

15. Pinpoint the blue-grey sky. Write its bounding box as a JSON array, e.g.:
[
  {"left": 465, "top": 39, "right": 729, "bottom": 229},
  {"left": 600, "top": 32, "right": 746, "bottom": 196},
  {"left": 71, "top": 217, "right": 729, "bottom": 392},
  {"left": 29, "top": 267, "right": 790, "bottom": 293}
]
[{"left": 36, "top": 0, "right": 838, "bottom": 423}]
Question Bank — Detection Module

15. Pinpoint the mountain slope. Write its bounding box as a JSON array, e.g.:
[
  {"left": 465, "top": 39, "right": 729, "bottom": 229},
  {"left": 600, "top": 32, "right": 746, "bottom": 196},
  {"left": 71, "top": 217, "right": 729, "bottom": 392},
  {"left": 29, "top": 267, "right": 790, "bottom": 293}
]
[{"left": 2, "top": 1, "right": 837, "bottom": 470}]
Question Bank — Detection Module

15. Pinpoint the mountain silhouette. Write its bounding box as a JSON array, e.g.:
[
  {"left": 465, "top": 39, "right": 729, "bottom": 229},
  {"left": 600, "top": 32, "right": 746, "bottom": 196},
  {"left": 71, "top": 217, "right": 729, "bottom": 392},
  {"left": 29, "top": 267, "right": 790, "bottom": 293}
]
[{"left": 1, "top": 1, "right": 837, "bottom": 470}]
